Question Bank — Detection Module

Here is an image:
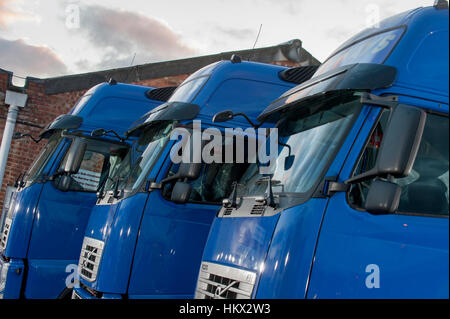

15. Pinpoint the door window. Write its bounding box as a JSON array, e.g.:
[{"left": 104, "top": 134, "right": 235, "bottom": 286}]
[
  {"left": 162, "top": 162, "right": 248, "bottom": 204},
  {"left": 57, "top": 138, "right": 128, "bottom": 192},
  {"left": 349, "top": 111, "right": 449, "bottom": 216}
]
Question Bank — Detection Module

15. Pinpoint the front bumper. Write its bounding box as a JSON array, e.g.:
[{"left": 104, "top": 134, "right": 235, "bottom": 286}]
[
  {"left": 0, "top": 257, "right": 24, "bottom": 299},
  {"left": 72, "top": 285, "right": 122, "bottom": 299}
]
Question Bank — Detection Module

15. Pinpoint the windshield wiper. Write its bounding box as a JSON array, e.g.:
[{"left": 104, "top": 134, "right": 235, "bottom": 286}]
[
  {"left": 255, "top": 176, "right": 279, "bottom": 208},
  {"left": 223, "top": 181, "right": 241, "bottom": 208}
]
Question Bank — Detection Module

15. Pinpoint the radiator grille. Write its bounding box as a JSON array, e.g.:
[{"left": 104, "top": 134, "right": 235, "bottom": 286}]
[
  {"left": 78, "top": 237, "right": 104, "bottom": 282},
  {"left": 279, "top": 65, "right": 319, "bottom": 84},
  {"left": 195, "top": 262, "right": 256, "bottom": 299},
  {"left": 1, "top": 218, "right": 12, "bottom": 250},
  {"left": 71, "top": 290, "right": 82, "bottom": 299},
  {"left": 145, "top": 86, "right": 177, "bottom": 102},
  {"left": 250, "top": 204, "right": 265, "bottom": 215}
]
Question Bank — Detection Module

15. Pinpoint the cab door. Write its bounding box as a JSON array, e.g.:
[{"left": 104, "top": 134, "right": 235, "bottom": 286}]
[
  {"left": 25, "top": 140, "right": 114, "bottom": 298},
  {"left": 308, "top": 104, "right": 449, "bottom": 298},
  {"left": 127, "top": 141, "right": 249, "bottom": 298}
]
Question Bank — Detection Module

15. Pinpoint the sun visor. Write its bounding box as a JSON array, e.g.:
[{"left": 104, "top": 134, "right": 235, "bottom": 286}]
[
  {"left": 258, "top": 63, "right": 397, "bottom": 122},
  {"left": 39, "top": 114, "right": 83, "bottom": 139},
  {"left": 126, "top": 101, "right": 200, "bottom": 137}
]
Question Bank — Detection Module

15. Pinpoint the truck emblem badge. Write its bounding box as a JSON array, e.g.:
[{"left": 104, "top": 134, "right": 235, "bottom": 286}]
[{"left": 214, "top": 280, "right": 238, "bottom": 298}]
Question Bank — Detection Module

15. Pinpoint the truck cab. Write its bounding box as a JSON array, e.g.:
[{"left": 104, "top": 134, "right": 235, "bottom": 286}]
[
  {"left": 0, "top": 82, "right": 174, "bottom": 298},
  {"left": 195, "top": 4, "right": 449, "bottom": 299},
  {"left": 72, "top": 59, "right": 318, "bottom": 299}
]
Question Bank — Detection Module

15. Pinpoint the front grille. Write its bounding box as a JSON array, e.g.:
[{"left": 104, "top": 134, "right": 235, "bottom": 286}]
[
  {"left": 250, "top": 204, "right": 265, "bottom": 215},
  {"left": 78, "top": 237, "right": 104, "bottom": 282},
  {"left": 1, "top": 218, "right": 12, "bottom": 250},
  {"left": 195, "top": 262, "right": 256, "bottom": 299}
]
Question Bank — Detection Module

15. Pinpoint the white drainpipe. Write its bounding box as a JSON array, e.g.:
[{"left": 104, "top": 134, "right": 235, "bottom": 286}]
[{"left": 0, "top": 90, "right": 28, "bottom": 192}]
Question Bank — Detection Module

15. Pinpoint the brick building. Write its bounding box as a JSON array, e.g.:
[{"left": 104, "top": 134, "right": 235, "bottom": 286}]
[{"left": 0, "top": 39, "right": 320, "bottom": 208}]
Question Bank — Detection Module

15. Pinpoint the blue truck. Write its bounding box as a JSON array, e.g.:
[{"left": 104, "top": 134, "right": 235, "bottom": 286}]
[
  {"left": 72, "top": 59, "right": 318, "bottom": 299},
  {"left": 0, "top": 82, "right": 175, "bottom": 299},
  {"left": 195, "top": 3, "right": 449, "bottom": 299}
]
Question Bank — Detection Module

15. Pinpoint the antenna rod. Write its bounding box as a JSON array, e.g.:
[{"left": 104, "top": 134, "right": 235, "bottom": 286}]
[{"left": 249, "top": 24, "right": 263, "bottom": 61}]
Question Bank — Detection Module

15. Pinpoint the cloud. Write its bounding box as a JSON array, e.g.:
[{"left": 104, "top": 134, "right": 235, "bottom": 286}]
[
  {"left": 77, "top": 5, "right": 197, "bottom": 69},
  {"left": 0, "top": 0, "right": 35, "bottom": 29},
  {"left": 215, "top": 26, "right": 255, "bottom": 40},
  {"left": 0, "top": 37, "right": 67, "bottom": 77}
]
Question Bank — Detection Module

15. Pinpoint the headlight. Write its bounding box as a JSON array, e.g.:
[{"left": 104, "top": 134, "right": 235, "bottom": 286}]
[
  {"left": 0, "top": 193, "right": 17, "bottom": 252},
  {"left": 0, "top": 262, "right": 10, "bottom": 295}
]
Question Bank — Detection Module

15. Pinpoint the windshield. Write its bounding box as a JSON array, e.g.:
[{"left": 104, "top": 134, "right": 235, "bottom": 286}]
[
  {"left": 237, "top": 92, "right": 362, "bottom": 197},
  {"left": 24, "top": 132, "right": 63, "bottom": 185},
  {"left": 168, "top": 76, "right": 209, "bottom": 103},
  {"left": 316, "top": 27, "right": 404, "bottom": 76},
  {"left": 104, "top": 121, "right": 174, "bottom": 194}
]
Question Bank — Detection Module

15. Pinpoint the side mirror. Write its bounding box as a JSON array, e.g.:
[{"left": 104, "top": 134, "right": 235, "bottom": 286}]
[
  {"left": 13, "top": 132, "right": 24, "bottom": 139},
  {"left": 170, "top": 182, "right": 192, "bottom": 204},
  {"left": 91, "top": 128, "right": 106, "bottom": 137},
  {"left": 53, "top": 175, "right": 72, "bottom": 192},
  {"left": 284, "top": 154, "right": 295, "bottom": 171},
  {"left": 346, "top": 104, "right": 426, "bottom": 184},
  {"left": 158, "top": 163, "right": 202, "bottom": 186},
  {"left": 178, "top": 162, "right": 202, "bottom": 180},
  {"left": 364, "top": 179, "right": 401, "bottom": 214},
  {"left": 62, "top": 138, "right": 87, "bottom": 174},
  {"left": 212, "top": 110, "right": 234, "bottom": 123}
]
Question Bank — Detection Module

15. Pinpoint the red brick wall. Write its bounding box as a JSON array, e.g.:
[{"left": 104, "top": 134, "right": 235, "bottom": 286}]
[{"left": 0, "top": 61, "right": 298, "bottom": 209}]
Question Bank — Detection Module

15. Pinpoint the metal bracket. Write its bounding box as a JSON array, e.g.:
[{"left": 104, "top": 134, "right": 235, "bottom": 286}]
[
  {"left": 313, "top": 176, "right": 350, "bottom": 198},
  {"left": 360, "top": 92, "right": 398, "bottom": 109}
]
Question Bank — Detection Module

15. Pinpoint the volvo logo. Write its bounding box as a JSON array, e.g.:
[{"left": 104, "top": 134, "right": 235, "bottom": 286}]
[{"left": 214, "top": 280, "right": 238, "bottom": 298}]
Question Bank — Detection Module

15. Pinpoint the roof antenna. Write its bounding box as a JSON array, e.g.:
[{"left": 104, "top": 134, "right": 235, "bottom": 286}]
[
  {"left": 248, "top": 24, "right": 263, "bottom": 61},
  {"left": 124, "top": 52, "right": 137, "bottom": 83}
]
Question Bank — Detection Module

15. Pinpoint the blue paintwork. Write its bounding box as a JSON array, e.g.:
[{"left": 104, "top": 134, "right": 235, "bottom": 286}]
[
  {"left": 77, "top": 60, "right": 298, "bottom": 299},
  {"left": 200, "top": 6, "right": 449, "bottom": 299},
  {"left": 1, "top": 83, "right": 166, "bottom": 298}
]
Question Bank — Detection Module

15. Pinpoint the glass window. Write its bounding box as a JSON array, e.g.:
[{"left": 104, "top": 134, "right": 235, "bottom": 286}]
[
  {"left": 123, "top": 122, "right": 174, "bottom": 192},
  {"left": 56, "top": 138, "right": 128, "bottom": 192},
  {"left": 236, "top": 92, "right": 362, "bottom": 198},
  {"left": 168, "top": 76, "right": 209, "bottom": 103},
  {"left": 316, "top": 28, "right": 404, "bottom": 76},
  {"left": 163, "top": 162, "right": 248, "bottom": 204},
  {"left": 206, "top": 79, "right": 291, "bottom": 120},
  {"left": 24, "top": 132, "right": 63, "bottom": 185},
  {"left": 349, "top": 112, "right": 449, "bottom": 216},
  {"left": 70, "top": 94, "right": 92, "bottom": 115}
]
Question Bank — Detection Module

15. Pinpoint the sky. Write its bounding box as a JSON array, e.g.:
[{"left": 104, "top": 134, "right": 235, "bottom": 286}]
[{"left": 0, "top": 0, "right": 429, "bottom": 83}]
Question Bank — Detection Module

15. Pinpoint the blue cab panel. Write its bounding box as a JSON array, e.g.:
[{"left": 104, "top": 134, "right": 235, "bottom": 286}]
[
  {"left": 75, "top": 60, "right": 312, "bottom": 299},
  {"left": 0, "top": 82, "right": 170, "bottom": 299},
  {"left": 196, "top": 5, "right": 449, "bottom": 299}
]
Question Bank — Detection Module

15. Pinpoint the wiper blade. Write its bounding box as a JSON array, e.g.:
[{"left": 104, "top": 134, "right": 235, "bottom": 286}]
[{"left": 255, "top": 177, "right": 281, "bottom": 185}]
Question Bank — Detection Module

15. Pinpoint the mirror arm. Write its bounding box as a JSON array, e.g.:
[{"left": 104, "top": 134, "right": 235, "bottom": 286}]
[
  {"left": 278, "top": 141, "right": 292, "bottom": 157},
  {"left": 105, "top": 130, "right": 126, "bottom": 143},
  {"left": 149, "top": 174, "right": 181, "bottom": 190},
  {"left": 13, "top": 132, "right": 42, "bottom": 143},
  {"left": 233, "top": 113, "right": 261, "bottom": 129},
  {"left": 344, "top": 168, "right": 379, "bottom": 185}
]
